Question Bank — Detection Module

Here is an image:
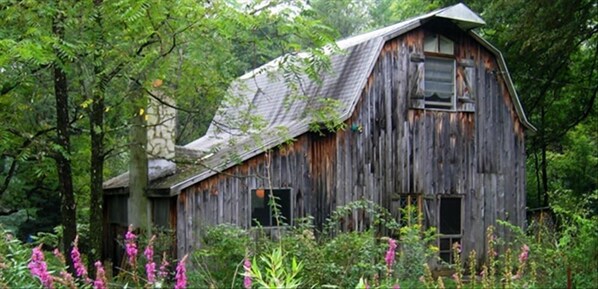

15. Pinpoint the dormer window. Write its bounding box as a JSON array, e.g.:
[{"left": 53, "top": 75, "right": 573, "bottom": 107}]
[{"left": 424, "top": 34, "right": 455, "bottom": 110}]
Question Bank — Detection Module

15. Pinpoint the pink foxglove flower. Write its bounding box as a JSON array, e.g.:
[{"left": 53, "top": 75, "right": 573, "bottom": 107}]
[
  {"left": 519, "top": 244, "right": 530, "bottom": 263},
  {"left": 174, "top": 255, "right": 188, "bottom": 289},
  {"left": 53, "top": 248, "right": 65, "bottom": 264},
  {"left": 125, "top": 225, "right": 138, "bottom": 265},
  {"left": 29, "top": 245, "right": 54, "bottom": 289},
  {"left": 393, "top": 284, "right": 401, "bottom": 289},
  {"left": 385, "top": 238, "right": 398, "bottom": 269},
  {"left": 158, "top": 252, "right": 170, "bottom": 279},
  {"left": 144, "top": 235, "right": 157, "bottom": 283},
  {"left": 71, "top": 236, "right": 91, "bottom": 283},
  {"left": 243, "top": 258, "right": 252, "bottom": 289},
  {"left": 93, "top": 261, "right": 107, "bottom": 289}
]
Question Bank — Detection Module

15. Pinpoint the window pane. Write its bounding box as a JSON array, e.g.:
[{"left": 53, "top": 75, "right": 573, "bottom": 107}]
[
  {"left": 424, "top": 35, "right": 437, "bottom": 52},
  {"left": 251, "top": 190, "right": 270, "bottom": 226},
  {"left": 273, "top": 189, "right": 292, "bottom": 225},
  {"left": 440, "top": 198, "right": 461, "bottom": 235},
  {"left": 425, "top": 57, "right": 454, "bottom": 105},
  {"left": 251, "top": 189, "right": 292, "bottom": 227},
  {"left": 439, "top": 36, "right": 454, "bottom": 55}
]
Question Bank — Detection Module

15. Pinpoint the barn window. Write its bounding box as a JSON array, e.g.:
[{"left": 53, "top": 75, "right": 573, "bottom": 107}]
[
  {"left": 438, "top": 196, "right": 462, "bottom": 263},
  {"left": 424, "top": 34, "right": 455, "bottom": 110},
  {"left": 250, "top": 188, "right": 293, "bottom": 227}
]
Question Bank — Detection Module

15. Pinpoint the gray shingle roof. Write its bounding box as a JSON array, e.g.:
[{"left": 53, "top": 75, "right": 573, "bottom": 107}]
[{"left": 103, "top": 3, "right": 533, "bottom": 195}]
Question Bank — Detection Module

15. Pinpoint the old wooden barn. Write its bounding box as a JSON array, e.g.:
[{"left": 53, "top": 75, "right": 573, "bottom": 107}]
[{"left": 103, "top": 3, "right": 534, "bottom": 265}]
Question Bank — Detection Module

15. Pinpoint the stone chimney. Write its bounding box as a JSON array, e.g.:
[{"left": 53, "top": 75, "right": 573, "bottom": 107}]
[{"left": 146, "top": 91, "right": 176, "bottom": 160}]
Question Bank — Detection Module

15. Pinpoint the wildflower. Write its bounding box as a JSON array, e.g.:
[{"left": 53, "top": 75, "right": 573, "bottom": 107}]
[
  {"left": 53, "top": 248, "right": 65, "bottom": 264},
  {"left": 144, "top": 235, "right": 157, "bottom": 283},
  {"left": 515, "top": 244, "right": 531, "bottom": 279},
  {"left": 518, "top": 244, "right": 530, "bottom": 263},
  {"left": 174, "top": 254, "right": 188, "bottom": 289},
  {"left": 158, "top": 252, "right": 170, "bottom": 279},
  {"left": 453, "top": 242, "right": 462, "bottom": 253},
  {"left": 28, "top": 245, "right": 54, "bottom": 289},
  {"left": 393, "top": 284, "right": 401, "bottom": 289},
  {"left": 71, "top": 236, "right": 91, "bottom": 283},
  {"left": 93, "top": 261, "right": 107, "bottom": 289},
  {"left": 243, "top": 258, "right": 252, "bottom": 289},
  {"left": 385, "top": 238, "right": 398, "bottom": 269},
  {"left": 59, "top": 270, "right": 75, "bottom": 287},
  {"left": 125, "top": 225, "right": 138, "bottom": 265}
]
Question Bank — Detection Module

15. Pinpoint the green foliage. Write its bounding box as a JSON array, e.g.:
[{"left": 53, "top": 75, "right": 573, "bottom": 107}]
[
  {"left": 496, "top": 190, "right": 598, "bottom": 288},
  {"left": 396, "top": 216, "right": 437, "bottom": 280},
  {"left": 188, "top": 224, "right": 252, "bottom": 288},
  {"left": 0, "top": 229, "right": 38, "bottom": 288},
  {"left": 249, "top": 247, "right": 304, "bottom": 289}
]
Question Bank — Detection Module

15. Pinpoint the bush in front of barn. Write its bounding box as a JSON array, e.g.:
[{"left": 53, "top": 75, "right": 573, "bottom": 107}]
[{"left": 1, "top": 195, "right": 597, "bottom": 288}]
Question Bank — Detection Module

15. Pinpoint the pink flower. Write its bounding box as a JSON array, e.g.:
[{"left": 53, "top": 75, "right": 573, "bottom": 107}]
[
  {"left": 60, "top": 271, "right": 74, "bottom": 285},
  {"left": 93, "top": 261, "right": 107, "bottom": 289},
  {"left": 146, "top": 262, "right": 157, "bottom": 283},
  {"left": 519, "top": 244, "right": 530, "bottom": 263},
  {"left": 53, "top": 248, "right": 65, "bottom": 264},
  {"left": 385, "top": 238, "right": 398, "bottom": 269},
  {"left": 71, "top": 236, "right": 91, "bottom": 283},
  {"left": 144, "top": 235, "right": 157, "bottom": 283},
  {"left": 158, "top": 252, "right": 170, "bottom": 279},
  {"left": 174, "top": 255, "right": 188, "bottom": 289},
  {"left": 28, "top": 245, "right": 54, "bottom": 289},
  {"left": 125, "top": 225, "right": 138, "bottom": 265},
  {"left": 453, "top": 242, "right": 462, "bottom": 253},
  {"left": 243, "top": 258, "right": 252, "bottom": 289},
  {"left": 393, "top": 284, "right": 401, "bottom": 289}
]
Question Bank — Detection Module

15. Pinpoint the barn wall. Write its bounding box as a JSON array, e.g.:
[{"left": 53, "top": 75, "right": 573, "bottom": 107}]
[{"left": 176, "top": 23, "right": 526, "bottom": 260}]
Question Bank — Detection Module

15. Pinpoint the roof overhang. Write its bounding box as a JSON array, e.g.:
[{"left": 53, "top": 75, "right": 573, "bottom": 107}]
[{"left": 435, "top": 3, "right": 486, "bottom": 30}]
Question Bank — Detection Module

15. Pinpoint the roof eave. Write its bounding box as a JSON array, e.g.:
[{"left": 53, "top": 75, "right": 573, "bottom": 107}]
[{"left": 435, "top": 3, "right": 486, "bottom": 30}]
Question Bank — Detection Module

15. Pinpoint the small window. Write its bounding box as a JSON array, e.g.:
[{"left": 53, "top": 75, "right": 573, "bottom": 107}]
[
  {"left": 250, "top": 188, "right": 293, "bottom": 227},
  {"left": 438, "top": 197, "right": 462, "bottom": 263},
  {"left": 423, "top": 34, "right": 455, "bottom": 110},
  {"left": 424, "top": 34, "right": 454, "bottom": 55},
  {"left": 424, "top": 57, "right": 455, "bottom": 109}
]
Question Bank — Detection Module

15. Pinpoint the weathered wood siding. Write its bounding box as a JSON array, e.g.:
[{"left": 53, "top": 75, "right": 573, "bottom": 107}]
[{"left": 176, "top": 22, "right": 526, "bottom": 261}]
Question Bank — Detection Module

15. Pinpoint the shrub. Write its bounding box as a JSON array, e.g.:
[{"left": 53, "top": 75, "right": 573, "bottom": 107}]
[{"left": 188, "top": 223, "right": 253, "bottom": 288}]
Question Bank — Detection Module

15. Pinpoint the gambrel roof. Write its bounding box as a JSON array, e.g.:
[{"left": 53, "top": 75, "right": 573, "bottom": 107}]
[{"left": 103, "top": 3, "right": 534, "bottom": 195}]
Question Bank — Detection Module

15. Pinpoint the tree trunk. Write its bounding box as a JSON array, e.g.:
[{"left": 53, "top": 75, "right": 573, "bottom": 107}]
[
  {"left": 89, "top": 0, "right": 105, "bottom": 266},
  {"left": 128, "top": 83, "right": 150, "bottom": 232},
  {"left": 540, "top": 107, "right": 549, "bottom": 207},
  {"left": 52, "top": 11, "right": 77, "bottom": 272}
]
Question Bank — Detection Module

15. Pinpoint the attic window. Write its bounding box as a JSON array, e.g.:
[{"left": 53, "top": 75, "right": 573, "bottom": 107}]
[
  {"left": 424, "top": 34, "right": 455, "bottom": 110},
  {"left": 250, "top": 188, "right": 293, "bottom": 227},
  {"left": 424, "top": 34, "right": 454, "bottom": 55}
]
